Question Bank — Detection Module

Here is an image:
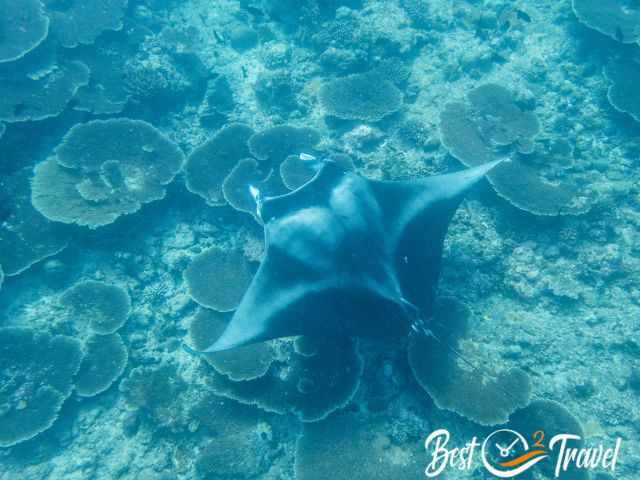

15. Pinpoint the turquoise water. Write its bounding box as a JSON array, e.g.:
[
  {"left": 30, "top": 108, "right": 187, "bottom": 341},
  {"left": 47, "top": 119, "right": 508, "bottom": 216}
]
[{"left": 0, "top": 1, "right": 638, "bottom": 479}]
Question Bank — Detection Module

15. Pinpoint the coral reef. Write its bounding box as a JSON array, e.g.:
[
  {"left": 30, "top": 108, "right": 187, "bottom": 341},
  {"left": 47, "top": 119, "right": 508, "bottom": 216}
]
[
  {"left": 295, "top": 411, "right": 422, "bottom": 480},
  {"left": 604, "top": 58, "right": 640, "bottom": 123},
  {"left": 248, "top": 125, "right": 321, "bottom": 163},
  {"left": 119, "top": 363, "right": 187, "bottom": 428},
  {"left": 319, "top": 72, "right": 403, "bottom": 122},
  {"left": 0, "top": 170, "right": 71, "bottom": 276},
  {"left": 31, "top": 119, "right": 184, "bottom": 228},
  {"left": 70, "top": 35, "right": 133, "bottom": 115},
  {"left": 408, "top": 298, "right": 531, "bottom": 425},
  {"left": 60, "top": 280, "right": 131, "bottom": 335},
  {"left": 189, "top": 307, "right": 274, "bottom": 381},
  {"left": 191, "top": 393, "right": 274, "bottom": 479},
  {"left": 0, "top": 327, "right": 82, "bottom": 447},
  {"left": 75, "top": 333, "right": 128, "bottom": 397},
  {"left": 509, "top": 400, "right": 588, "bottom": 480},
  {"left": 439, "top": 85, "right": 590, "bottom": 215},
  {"left": 0, "top": 44, "right": 89, "bottom": 123},
  {"left": 185, "top": 124, "right": 254, "bottom": 206},
  {"left": 184, "top": 247, "right": 254, "bottom": 312},
  {"left": 43, "top": 0, "right": 128, "bottom": 48},
  {"left": 222, "top": 158, "right": 267, "bottom": 217},
  {"left": 0, "top": 0, "right": 638, "bottom": 478},
  {"left": 279, "top": 153, "right": 354, "bottom": 190},
  {"left": 205, "top": 336, "right": 363, "bottom": 422},
  {"left": 201, "top": 75, "right": 235, "bottom": 129},
  {"left": 572, "top": 0, "right": 640, "bottom": 44},
  {"left": 0, "top": 0, "right": 49, "bottom": 64}
]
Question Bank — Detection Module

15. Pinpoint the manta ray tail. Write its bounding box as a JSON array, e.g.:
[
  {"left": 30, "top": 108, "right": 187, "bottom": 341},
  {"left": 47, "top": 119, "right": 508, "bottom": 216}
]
[{"left": 411, "top": 316, "right": 523, "bottom": 405}]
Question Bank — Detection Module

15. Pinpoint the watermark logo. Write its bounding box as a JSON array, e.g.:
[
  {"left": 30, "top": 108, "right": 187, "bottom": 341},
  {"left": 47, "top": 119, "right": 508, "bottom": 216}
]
[{"left": 424, "top": 428, "right": 622, "bottom": 478}]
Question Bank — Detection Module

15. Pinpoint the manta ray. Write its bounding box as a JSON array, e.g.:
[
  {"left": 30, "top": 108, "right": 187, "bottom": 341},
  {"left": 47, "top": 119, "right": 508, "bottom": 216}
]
[{"left": 199, "top": 156, "right": 502, "bottom": 353}]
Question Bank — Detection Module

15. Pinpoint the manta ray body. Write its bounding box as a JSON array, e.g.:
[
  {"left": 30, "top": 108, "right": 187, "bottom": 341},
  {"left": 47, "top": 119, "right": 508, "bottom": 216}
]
[{"left": 203, "top": 157, "right": 501, "bottom": 353}]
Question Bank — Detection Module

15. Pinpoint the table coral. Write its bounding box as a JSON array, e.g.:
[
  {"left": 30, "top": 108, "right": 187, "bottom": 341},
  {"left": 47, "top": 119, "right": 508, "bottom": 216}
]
[
  {"left": 604, "top": 58, "right": 640, "bottom": 123},
  {"left": 222, "top": 158, "right": 268, "bottom": 217},
  {"left": 439, "top": 85, "right": 589, "bottom": 216},
  {"left": 205, "top": 336, "right": 363, "bottom": 422},
  {"left": 280, "top": 153, "right": 354, "bottom": 190},
  {"left": 60, "top": 280, "right": 131, "bottom": 335},
  {"left": 0, "top": 43, "right": 89, "bottom": 123},
  {"left": 31, "top": 119, "right": 185, "bottom": 228},
  {"left": 42, "top": 0, "right": 128, "bottom": 48},
  {"left": 319, "top": 72, "right": 403, "bottom": 122},
  {"left": 184, "top": 247, "right": 254, "bottom": 312},
  {"left": 248, "top": 125, "right": 321, "bottom": 163},
  {"left": 572, "top": 0, "right": 640, "bottom": 44},
  {"left": 185, "top": 124, "right": 254, "bottom": 206},
  {"left": 75, "top": 333, "right": 128, "bottom": 397},
  {"left": 71, "top": 35, "right": 133, "bottom": 115},
  {"left": 509, "top": 400, "right": 589, "bottom": 480},
  {"left": 295, "top": 411, "right": 423, "bottom": 480},
  {"left": 408, "top": 298, "right": 531, "bottom": 426},
  {"left": 191, "top": 393, "right": 274, "bottom": 479},
  {"left": 119, "top": 363, "right": 188, "bottom": 428},
  {"left": 0, "top": 0, "right": 49, "bottom": 64},
  {"left": 189, "top": 307, "right": 274, "bottom": 381},
  {"left": 0, "top": 327, "right": 82, "bottom": 447},
  {"left": 0, "top": 169, "right": 71, "bottom": 276}
]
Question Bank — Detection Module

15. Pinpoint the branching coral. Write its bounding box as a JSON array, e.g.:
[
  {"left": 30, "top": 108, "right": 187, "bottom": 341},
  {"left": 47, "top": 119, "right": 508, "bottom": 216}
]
[
  {"left": 185, "top": 124, "right": 254, "bottom": 206},
  {"left": 0, "top": 43, "right": 89, "bottom": 123},
  {"left": 604, "top": 58, "right": 640, "bottom": 123},
  {"left": 319, "top": 72, "right": 403, "bottom": 122},
  {"left": 184, "top": 247, "right": 254, "bottom": 312},
  {"left": 0, "top": 0, "right": 49, "bottom": 64},
  {"left": 205, "top": 336, "right": 363, "bottom": 422},
  {"left": 0, "top": 170, "right": 71, "bottom": 276},
  {"left": 0, "top": 327, "right": 82, "bottom": 447},
  {"left": 60, "top": 280, "right": 131, "bottom": 335},
  {"left": 42, "top": 0, "right": 128, "bottom": 48},
  {"left": 189, "top": 308, "right": 274, "bottom": 381},
  {"left": 31, "top": 119, "right": 184, "bottom": 228},
  {"left": 75, "top": 333, "right": 128, "bottom": 397},
  {"left": 408, "top": 298, "right": 531, "bottom": 426},
  {"left": 572, "top": 0, "right": 640, "bottom": 44},
  {"left": 295, "top": 411, "right": 422, "bottom": 480},
  {"left": 439, "top": 84, "right": 589, "bottom": 216}
]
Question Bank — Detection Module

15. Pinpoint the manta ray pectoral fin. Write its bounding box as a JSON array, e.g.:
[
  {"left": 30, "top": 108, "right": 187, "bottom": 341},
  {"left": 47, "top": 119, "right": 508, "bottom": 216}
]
[
  {"left": 370, "top": 159, "right": 505, "bottom": 316},
  {"left": 422, "top": 158, "right": 505, "bottom": 202}
]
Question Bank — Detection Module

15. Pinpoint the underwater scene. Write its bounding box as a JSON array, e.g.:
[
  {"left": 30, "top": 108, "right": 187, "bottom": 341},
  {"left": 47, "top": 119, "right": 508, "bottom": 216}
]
[{"left": 0, "top": 0, "right": 639, "bottom": 479}]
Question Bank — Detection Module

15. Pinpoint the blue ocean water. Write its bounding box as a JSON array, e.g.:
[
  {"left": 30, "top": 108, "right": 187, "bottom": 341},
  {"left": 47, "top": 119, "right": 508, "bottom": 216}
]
[{"left": 0, "top": 0, "right": 638, "bottom": 479}]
